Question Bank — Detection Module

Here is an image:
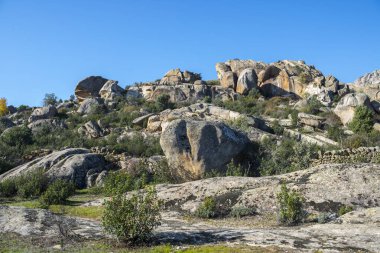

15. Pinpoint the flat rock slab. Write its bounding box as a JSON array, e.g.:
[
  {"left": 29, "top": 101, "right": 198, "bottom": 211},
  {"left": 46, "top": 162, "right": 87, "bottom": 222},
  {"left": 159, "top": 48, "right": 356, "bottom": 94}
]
[{"left": 1, "top": 206, "right": 379, "bottom": 252}]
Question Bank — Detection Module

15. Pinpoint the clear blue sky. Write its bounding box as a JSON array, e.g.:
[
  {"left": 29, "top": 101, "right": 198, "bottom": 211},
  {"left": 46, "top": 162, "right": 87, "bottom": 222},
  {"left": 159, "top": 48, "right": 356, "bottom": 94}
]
[{"left": 0, "top": 0, "right": 379, "bottom": 106}]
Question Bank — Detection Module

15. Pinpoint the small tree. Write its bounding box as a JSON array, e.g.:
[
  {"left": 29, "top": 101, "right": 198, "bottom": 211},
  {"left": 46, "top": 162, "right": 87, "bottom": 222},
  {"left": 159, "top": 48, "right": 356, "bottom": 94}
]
[
  {"left": 155, "top": 94, "right": 173, "bottom": 112},
  {"left": 0, "top": 98, "right": 8, "bottom": 116},
  {"left": 277, "top": 183, "right": 304, "bottom": 225},
  {"left": 349, "top": 106, "right": 374, "bottom": 133},
  {"left": 43, "top": 93, "right": 58, "bottom": 106},
  {"left": 102, "top": 186, "right": 161, "bottom": 244},
  {"left": 39, "top": 179, "right": 76, "bottom": 206}
]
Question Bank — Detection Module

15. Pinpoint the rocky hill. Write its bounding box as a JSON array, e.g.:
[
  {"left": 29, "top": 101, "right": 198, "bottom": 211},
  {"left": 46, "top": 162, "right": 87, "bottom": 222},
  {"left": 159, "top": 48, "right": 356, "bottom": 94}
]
[{"left": 1, "top": 59, "right": 380, "bottom": 252}]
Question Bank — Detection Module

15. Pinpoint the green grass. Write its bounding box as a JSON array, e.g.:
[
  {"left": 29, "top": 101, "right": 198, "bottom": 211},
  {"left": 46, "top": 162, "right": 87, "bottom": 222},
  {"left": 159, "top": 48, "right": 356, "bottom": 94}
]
[{"left": 2, "top": 190, "right": 105, "bottom": 220}]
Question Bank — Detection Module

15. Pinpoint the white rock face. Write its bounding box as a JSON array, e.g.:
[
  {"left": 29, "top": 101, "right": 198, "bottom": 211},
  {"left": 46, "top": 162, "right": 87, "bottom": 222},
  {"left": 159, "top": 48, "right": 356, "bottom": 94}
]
[
  {"left": 236, "top": 68, "right": 258, "bottom": 95},
  {"left": 354, "top": 69, "right": 380, "bottom": 86},
  {"left": 333, "top": 93, "right": 373, "bottom": 125}
]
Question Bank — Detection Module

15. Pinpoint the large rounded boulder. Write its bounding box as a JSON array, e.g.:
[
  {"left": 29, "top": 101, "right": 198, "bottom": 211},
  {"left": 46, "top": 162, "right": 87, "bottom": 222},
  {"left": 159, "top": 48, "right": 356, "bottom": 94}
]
[
  {"left": 236, "top": 68, "right": 258, "bottom": 95},
  {"left": 160, "top": 119, "right": 250, "bottom": 181},
  {"left": 333, "top": 93, "right": 373, "bottom": 125},
  {"left": 75, "top": 76, "right": 109, "bottom": 103},
  {"left": 0, "top": 148, "right": 106, "bottom": 188}
]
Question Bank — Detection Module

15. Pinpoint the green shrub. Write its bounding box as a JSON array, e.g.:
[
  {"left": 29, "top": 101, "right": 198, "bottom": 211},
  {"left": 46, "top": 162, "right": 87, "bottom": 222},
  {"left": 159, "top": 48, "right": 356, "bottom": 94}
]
[
  {"left": 349, "top": 106, "right": 374, "bottom": 133},
  {"left": 229, "top": 206, "right": 255, "bottom": 218},
  {"left": 271, "top": 120, "right": 284, "bottom": 135},
  {"left": 327, "top": 126, "right": 345, "bottom": 142},
  {"left": 290, "top": 110, "right": 298, "bottom": 127},
  {"left": 225, "top": 160, "right": 247, "bottom": 176},
  {"left": 102, "top": 187, "right": 161, "bottom": 244},
  {"left": 277, "top": 183, "right": 304, "bottom": 225},
  {"left": 155, "top": 94, "right": 174, "bottom": 112},
  {"left": 39, "top": 179, "right": 76, "bottom": 206},
  {"left": 338, "top": 205, "right": 353, "bottom": 216},
  {"left": 303, "top": 96, "right": 322, "bottom": 115},
  {"left": 0, "top": 179, "right": 17, "bottom": 197},
  {"left": 42, "top": 93, "right": 58, "bottom": 106},
  {"left": 1, "top": 126, "right": 32, "bottom": 147},
  {"left": 103, "top": 171, "right": 134, "bottom": 196},
  {"left": 194, "top": 196, "right": 217, "bottom": 218},
  {"left": 16, "top": 170, "right": 49, "bottom": 199},
  {"left": 259, "top": 138, "right": 320, "bottom": 176}
]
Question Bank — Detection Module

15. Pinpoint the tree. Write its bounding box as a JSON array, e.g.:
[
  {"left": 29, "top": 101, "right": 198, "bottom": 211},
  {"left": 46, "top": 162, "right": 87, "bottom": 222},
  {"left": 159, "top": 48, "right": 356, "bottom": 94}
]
[
  {"left": 349, "top": 106, "right": 374, "bottom": 133},
  {"left": 0, "top": 98, "right": 8, "bottom": 116},
  {"left": 277, "top": 183, "right": 304, "bottom": 225},
  {"left": 155, "top": 94, "right": 173, "bottom": 112},
  {"left": 43, "top": 93, "right": 58, "bottom": 106}
]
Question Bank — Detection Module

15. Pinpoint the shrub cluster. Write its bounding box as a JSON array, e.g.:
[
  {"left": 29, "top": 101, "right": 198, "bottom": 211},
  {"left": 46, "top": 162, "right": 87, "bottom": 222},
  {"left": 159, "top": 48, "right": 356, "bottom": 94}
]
[
  {"left": 277, "top": 183, "right": 304, "bottom": 225},
  {"left": 39, "top": 179, "right": 76, "bottom": 206},
  {"left": 102, "top": 187, "right": 161, "bottom": 245}
]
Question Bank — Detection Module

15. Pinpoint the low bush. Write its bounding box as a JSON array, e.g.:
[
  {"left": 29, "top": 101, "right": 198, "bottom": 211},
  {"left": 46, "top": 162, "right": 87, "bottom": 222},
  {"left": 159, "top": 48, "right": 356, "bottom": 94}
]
[
  {"left": 225, "top": 160, "right": 247, "bottom": 176},
  {"left": 277, "top": 183, "right": 304, "bottom": 225},
  {"left": 1, "top": 126, "right": 32, "bottom": 147},
  {"left": 349, "top": 106, "right": 374, "bottom": 133},
  {"left": 102, "top": 187, "right": 161, "bottom": 244},
  {"left": 271, "top": 120, "right": 284, "bottom": 135},
  {"left": 194, "top": 196, "right": 217, "bottom": 218},
  {"left": 39, "top": 179, "right": 76, "bottom": 206},
  {"left": 16, "top": 170, "right": 49, "bottom": 199},
  {"left": 0, "top": 179, "right": 17, "bottom": 197},
  {"left": 229, "top": 206, "right": 255, "bottom": 218},
  {"left": 338, "top": 205, "right": 353, "bottom": 216},
  {"left": 103, "top": 171, "right": 135, "bottom": 196},
  {"left": 327, "top": 125, "right": 345, "bottom": 142}
]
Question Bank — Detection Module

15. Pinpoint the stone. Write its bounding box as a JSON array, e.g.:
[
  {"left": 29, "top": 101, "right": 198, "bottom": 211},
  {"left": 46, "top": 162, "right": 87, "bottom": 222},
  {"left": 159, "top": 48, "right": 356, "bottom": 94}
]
[
  {"left": 75, "top": 76, "right": 108, "bottom": 103},
  {"left": 0, "top": 148, "right": 106, "bottom": 188},
  {"left": 333, "top": 93, "right": 373, "bottom": 125},
  {"left": 354, "top": 69, "right": 380, "bottom": 86},
  {"left": 325, "top": 75, "right": 339, "bottom": 93},
  {"left": 236, "top": 68, "right": 258, "bottom": 95},
  {"left": 160, "top": 69, "right": 200, "bottom": 85},
  {"left": 78, "top": 120, "right": 105, "bottom": 138},
  {"left": 27, "top": 119, "right": 67, "bottom": 133},
  {"left": 99, "top": 80, "right": 125, "bottom": 101},
  {"left": 28, "top": 105, "right": 58, "bottom": 123},
  {"left": 373, "top": 123, "right": 380, "bottom": 132},
  {"left": 154, "top": 163, "right": 380, "bottom": 215},
  {"left": 0, "top": 206, "right": 105, "bottom": 239},
  {"left": 160, "top": 119, "right": 250, "bottom": 181},
  {"left": 132, "top": 113, "right": 154, "bottom": 126},
  {"left": 77, "top": 97, "right": 104, "bottom": 115},
  {"left": 298, "top": 112, "right": 325, "bottom": 128}
]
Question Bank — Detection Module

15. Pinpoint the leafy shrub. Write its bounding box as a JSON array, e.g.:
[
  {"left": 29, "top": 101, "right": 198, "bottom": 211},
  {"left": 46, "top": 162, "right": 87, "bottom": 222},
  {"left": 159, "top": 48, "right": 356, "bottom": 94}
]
[
  {"left": 155, "top": 94, "right": 174, "bottom": 112},
  {"left": 226, "top": 117, "right": 251, "bottom": 132},
  {"left": 303, "top": 96, "right": 322, "bottom": 115},
  {"left": 259, "top": 138, "right": 320, "bottom": 176},
  {"left": 39, "top": 179, "right": 76, "bottom": 206},
  {"left": 338, "top": 205, "right": 353, "bottom": 216},
  {"left": 194, "top": 196, "right": 217, "bottom": 218},
  {"left": 327, "top": 126, "right": 345, "bottom": 142},
  {"left": 349, "top": 106, "right": 374, "bottom": 133},
  {"left": 102, "top": 187, "right": 161, "bottom": 244},
  {"left": 290, "top": 110, "right": 298, "bottom": 127},
  {"left": 1, "top": 126, "right": 32, "bottom": 147},
  {"left": 271, "top": 120, "right": 284, "bottom": 135},
  {"left": 225, "top": 160, "right": 247, "bottom": 176},
  {"left": 16, "top": 170, "right": 49, "bottom": 198},
  {"left": 103, "top": 171, "right": 135, "bottom": 196},
  {"left": 0, "top": 179, "right": 17, "bottom": 197},
  {"left": 277, "top": 183, "right": 304, "bottom": 225},
  {"left": 229, "top": 206, "right": 255, "bottom": 218},
  {"left": 206, "top": 80, "right": 220, "bottom": 86}
]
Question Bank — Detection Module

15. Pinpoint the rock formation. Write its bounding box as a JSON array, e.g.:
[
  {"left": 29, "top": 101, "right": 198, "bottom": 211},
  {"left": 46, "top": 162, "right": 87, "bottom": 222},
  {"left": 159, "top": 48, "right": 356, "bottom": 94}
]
[
  {"left": 75, "top": 76, "right": 109, "bottom": 103},
  {"left": 333, "top": 93, "right": 373, "bottom": 125},
  {"left": 160, "top": 119, "right": 250, "bottom": 181},
  {"left": 28, "top": 105, "right": 58, "bottom": 123},
  {"left": 0, "top": 148, "right": 106, "bottom": 188}
]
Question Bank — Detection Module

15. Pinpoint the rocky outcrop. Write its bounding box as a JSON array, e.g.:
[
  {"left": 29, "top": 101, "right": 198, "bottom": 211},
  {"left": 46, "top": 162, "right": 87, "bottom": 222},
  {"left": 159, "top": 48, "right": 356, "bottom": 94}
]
[
  {"left": 0, "top": 148, "right": 106, "bottom": 188},
  {"left": 78, "top": 120, "right": 108, "bottom": 138},
  {"left": 160, "top": 119, "right": 250, "bottom": 181},
  {"left": 333, "top": 93, "right": 373, "bottom": 125},
  {"left": 154, "top": 163, "right": 380, "bottom": 214},
  {"left": 28, "top": 105, "right": 58, "bottom": 123},
  {"left": 75, "top": 76, "right": 109, "bottom": 103},
  {"left": 160, "top": 69, "right": 201, "bottom": 85},
  {"left": 354, "top": 69, "right": 380, "bottom": 87},
  {"left": 351, "top": 70, "right": 380, "bottom": 100},
  {"left": 216, "top": 59, "right": 344, "bottom": 100},
  {"left": 99, "top": 80, "right": 125, "bottom": 101},
  {"left": 297, "top": 112, "right": 325, "bottom": 128},
  {"left": 236, "top": 68, "right": 258, "bottom": 95},
  {"left": 77, "top": 97, "right": 104, "bottom": 115},
  {"left": 27, "top": 119, "right": 67, "bottom": 133},
  {"left": 0, "top": 206, "right": 105, "bottom": 239}
]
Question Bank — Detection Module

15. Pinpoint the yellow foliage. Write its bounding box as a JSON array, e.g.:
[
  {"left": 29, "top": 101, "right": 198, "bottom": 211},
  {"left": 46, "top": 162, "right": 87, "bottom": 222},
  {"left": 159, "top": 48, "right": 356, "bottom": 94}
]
[{"left": 0, "top": 98, "right": 8, "bottom": 116}]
